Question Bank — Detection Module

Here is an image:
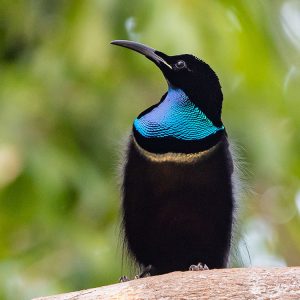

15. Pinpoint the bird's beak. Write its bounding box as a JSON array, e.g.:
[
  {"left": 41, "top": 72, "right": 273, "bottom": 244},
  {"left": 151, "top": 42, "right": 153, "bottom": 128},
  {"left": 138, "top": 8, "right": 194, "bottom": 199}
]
[{"left": 111, "top": 40, "right": 172, "bottom": 70}]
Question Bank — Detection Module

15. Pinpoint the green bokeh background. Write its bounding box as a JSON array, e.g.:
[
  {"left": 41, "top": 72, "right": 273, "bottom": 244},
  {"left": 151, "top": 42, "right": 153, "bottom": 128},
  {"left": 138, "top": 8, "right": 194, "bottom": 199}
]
[{"left": 0, "top": 1, "right": 300, "bottom": 299}]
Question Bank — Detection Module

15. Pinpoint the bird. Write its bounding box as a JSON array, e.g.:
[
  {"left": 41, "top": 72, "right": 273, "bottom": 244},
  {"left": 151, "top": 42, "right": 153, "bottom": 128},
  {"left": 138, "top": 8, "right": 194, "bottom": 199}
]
[{"left": 111, "top": 40, "right": 235, "bottom": 278}]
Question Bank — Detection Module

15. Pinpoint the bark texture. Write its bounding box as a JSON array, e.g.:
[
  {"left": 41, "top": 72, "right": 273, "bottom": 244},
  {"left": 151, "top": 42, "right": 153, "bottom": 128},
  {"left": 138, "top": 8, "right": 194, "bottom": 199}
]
[{"left": 33, "top": 267, "right": 300, "bottom": 300}]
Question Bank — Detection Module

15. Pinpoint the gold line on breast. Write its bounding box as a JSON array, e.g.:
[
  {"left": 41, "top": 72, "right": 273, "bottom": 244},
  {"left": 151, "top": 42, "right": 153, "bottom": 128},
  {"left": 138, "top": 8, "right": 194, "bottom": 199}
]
[{"left": 133, "top": 136, "right": 219, "bottom": 163}]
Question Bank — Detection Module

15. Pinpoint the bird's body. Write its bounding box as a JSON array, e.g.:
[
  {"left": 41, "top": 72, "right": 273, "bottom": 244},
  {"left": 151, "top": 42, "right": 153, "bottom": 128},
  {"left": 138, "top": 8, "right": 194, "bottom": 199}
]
[
  {"left": 112, "top": 40, "right": 235, "bottom": 276},
  {"left": 123, "top": 134, "right": 233, "bottom": 274}
]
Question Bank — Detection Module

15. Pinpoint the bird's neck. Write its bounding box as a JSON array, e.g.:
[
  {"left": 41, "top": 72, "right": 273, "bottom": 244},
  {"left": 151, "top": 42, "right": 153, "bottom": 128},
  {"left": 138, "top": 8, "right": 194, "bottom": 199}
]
[{"left": 133, "top": 87, "right": 225, "bottom": 154}]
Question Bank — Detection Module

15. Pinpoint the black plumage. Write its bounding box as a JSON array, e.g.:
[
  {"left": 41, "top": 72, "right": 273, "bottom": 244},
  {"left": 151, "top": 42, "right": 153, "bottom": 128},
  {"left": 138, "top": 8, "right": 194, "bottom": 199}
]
[{"left": 111, "top": 40, "right": 235, "bottom": 276}]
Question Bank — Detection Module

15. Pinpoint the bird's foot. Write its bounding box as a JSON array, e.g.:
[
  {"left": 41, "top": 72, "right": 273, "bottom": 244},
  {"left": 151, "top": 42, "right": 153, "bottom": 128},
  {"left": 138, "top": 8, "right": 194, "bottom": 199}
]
[
  {"left": 135, "top": 264, "right": 153, "bottom": 279},
  {"left": 189, "top": 262, "right": 209, "bottom": 271},
  {"left": 119, "top": 275, "right": 130, "bottom": 282},
  {"left": 119, "top": 265, "right": 154, "bottom": 282}
]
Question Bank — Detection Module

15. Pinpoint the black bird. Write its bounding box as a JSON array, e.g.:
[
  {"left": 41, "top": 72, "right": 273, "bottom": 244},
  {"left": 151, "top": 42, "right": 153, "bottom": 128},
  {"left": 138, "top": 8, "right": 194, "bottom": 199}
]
[{"left": 111, "top": 40, "right": 235, "bottom": 277}]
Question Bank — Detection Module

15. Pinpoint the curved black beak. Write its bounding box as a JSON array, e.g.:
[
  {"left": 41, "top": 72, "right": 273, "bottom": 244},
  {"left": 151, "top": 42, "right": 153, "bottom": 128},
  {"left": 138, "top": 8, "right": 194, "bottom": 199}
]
[{"left": 111, "top": 40, "right": 172, "bottom": 69}]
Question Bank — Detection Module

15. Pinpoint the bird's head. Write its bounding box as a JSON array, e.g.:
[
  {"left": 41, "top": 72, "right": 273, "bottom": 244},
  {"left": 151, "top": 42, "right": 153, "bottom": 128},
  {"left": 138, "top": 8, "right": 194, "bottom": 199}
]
[
  {"left": 111, "top": 40, "right": 225, "bottom": 153},
  {"left": 111, "top": 40, "right": 223, "bottom": 127}
]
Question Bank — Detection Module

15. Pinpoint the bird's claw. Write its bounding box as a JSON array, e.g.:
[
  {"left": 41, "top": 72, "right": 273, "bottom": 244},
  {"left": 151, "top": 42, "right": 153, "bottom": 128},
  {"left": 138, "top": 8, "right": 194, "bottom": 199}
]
[
  {"left": 119, "top": 267, "right": 152, "bottom": 282},
  {"left": 189, "top": 262, "right": 209, "bottom": 271},
  {"left": 135, "top": 272, "right": 150, "bottom": 279},
  {"left": 119, "top": 275, "right": 130, "bottom": 282},
  {"left": 136, "top": 264, "right": 153, "bottom": 278}
]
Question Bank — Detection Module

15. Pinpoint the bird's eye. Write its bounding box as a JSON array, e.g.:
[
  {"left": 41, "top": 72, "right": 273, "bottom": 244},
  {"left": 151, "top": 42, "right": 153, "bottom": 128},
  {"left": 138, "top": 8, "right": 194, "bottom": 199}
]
[{"left": 174, "top": 60, "right": 186, "bottom": 70}]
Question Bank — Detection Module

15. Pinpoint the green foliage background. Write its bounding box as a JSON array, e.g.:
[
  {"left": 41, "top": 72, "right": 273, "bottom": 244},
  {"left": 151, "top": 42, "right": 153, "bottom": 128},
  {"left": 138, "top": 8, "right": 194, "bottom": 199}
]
[{"left": 0, "top": 0, "right": 300, "bottom": 299}]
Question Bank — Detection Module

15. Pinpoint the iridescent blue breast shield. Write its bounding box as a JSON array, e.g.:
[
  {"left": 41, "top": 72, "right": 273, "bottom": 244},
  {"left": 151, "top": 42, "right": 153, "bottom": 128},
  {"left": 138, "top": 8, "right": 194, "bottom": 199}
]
[{"left": 134, "top": 87, "right": 224, "bottom": 141}]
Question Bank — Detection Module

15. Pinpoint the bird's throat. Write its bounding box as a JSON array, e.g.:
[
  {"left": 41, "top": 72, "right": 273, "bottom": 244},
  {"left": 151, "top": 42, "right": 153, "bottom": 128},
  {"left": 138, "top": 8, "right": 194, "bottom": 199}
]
[{"left": 134, "top": 87, "right": 224, "bottom": 142}]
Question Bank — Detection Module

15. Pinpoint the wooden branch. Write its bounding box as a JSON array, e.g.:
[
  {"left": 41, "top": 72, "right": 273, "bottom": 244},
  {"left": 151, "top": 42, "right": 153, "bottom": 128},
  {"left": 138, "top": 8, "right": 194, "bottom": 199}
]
[{"left": 33, "top": 267, "right": 300, "bottom": 300}]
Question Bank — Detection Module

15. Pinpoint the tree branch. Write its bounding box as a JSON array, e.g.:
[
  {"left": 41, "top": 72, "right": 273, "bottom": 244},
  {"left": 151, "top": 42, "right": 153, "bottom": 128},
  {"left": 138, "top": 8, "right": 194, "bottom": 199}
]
[{"left": 33, "top": 267, "right": 300, "bottom": 300}]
